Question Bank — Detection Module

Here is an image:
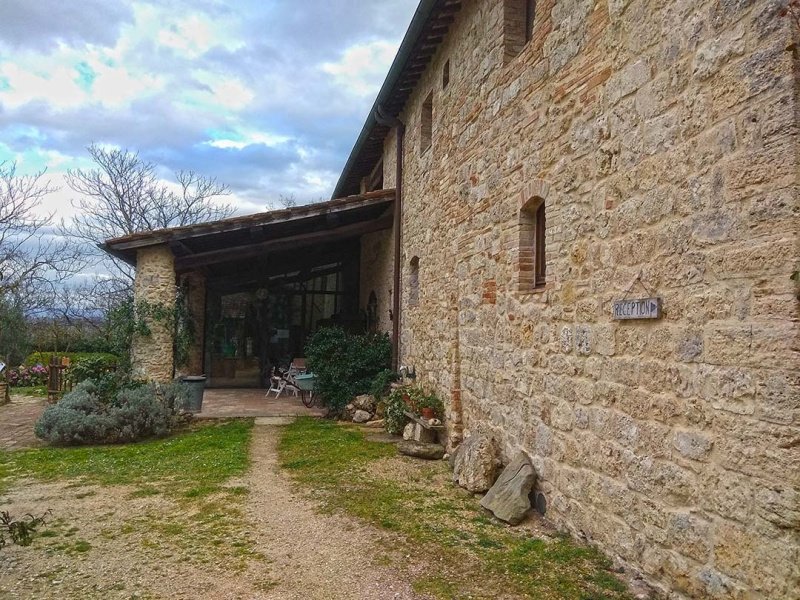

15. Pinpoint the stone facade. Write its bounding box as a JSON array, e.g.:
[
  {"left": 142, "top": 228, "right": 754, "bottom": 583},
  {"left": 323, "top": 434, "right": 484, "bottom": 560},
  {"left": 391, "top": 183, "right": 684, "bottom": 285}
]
[
  {"left": 132, "top": 245, "right": 176, "bottom": 383},
  {"left": 373, "top": 0, "right": 799, "bottom": 598},
  {"left": 360, "top": 230, "right": 395, "bottom": 335}
]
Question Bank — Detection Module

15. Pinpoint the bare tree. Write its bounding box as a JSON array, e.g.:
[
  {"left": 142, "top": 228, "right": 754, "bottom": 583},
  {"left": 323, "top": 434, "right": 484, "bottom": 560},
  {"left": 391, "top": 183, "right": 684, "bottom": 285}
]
[
  {"left": 64, "top": 144, "right": 234, "bottom": 282},
  {"left": 276, "top": 193, "right": 298, "bottom": 209},
  {"left": 0, "top": 161, "right": 81, "bottom": 304}
]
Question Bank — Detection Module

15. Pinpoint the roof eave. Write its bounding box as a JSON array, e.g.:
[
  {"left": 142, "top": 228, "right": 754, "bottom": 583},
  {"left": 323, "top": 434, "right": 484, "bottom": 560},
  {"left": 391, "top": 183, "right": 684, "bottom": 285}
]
[{"left": 331, "top": 0, "right": 442, "bottom": 200}]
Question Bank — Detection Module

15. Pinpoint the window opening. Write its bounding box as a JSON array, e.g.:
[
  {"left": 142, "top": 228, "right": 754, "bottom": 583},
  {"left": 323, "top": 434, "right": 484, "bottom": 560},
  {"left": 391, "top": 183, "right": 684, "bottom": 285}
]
[
  {"left": 443, "top": 60, "right": 450, "bottom": 88},
  {"left": 519, "top": 197, "right": 546, "bottom": 291},
  {"left": 525, "top": 0, "right": 536, "bottom": 43},
  {"left": 409, "top": 256, "right": 420, "bottom": 306},
  {"left": 421, "top": 93, "right": 433, "bottom": 152},
  {"left": 534, "top": 201, "right": 546, "bottom": 287}
]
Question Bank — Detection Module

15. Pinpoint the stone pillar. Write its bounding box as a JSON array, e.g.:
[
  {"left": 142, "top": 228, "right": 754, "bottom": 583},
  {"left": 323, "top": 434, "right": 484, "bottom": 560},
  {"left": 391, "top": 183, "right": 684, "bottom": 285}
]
[
  {"left": 177, "top": 271, "right": 206, "bottom": 377},
  {"left": 132, "top": 245, "right": 176, "bottom": 383}
]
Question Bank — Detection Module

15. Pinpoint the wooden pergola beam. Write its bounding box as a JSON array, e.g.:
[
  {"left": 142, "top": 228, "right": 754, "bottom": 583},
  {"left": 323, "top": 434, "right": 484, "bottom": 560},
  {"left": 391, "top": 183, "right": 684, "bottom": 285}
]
[{"left": 175, "top": 215, "right": 393, "bottom": 270}]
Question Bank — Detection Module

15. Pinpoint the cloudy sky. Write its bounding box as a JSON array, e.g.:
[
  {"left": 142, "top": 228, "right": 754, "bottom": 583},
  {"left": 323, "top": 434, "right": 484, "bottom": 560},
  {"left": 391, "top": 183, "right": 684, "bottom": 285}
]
[{"left": 0, "top": 0, "right": 417, "bottom": 220}]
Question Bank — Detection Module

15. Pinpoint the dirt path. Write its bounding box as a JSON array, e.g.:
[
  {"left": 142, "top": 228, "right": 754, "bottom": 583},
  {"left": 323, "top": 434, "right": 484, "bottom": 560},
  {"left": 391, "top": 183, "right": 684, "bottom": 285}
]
[
  {"left": 244, "top": 424, "right": 421, "bottom": 599},
  {"left": 0, "top": 422, "right": 422, "bottom": 599},
  {"left": 0, "top": 395, "right": 46, "bottom": 450}
]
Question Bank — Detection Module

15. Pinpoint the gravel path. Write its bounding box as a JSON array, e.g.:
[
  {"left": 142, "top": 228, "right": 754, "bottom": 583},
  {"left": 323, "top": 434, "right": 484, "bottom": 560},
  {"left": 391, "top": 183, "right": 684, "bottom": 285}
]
[
  {"left": 0, "top": 421, "right": 423, "bottom": 599},
  {"left": 245, "top": 424, "right": 421, "bottom": 599}
]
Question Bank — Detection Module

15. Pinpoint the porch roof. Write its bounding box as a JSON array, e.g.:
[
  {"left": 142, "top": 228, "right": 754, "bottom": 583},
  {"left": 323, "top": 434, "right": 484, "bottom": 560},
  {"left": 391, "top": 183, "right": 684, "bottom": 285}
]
[{"left": 102, "top": 188, "right": 395, "bottom": 271}]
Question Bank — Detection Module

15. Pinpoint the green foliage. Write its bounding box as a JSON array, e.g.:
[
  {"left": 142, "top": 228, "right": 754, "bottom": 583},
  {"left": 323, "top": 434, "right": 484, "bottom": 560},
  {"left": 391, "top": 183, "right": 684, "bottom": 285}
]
[
  {"left": 2, "top": 421, "right": 252, "bottom": 498},
  {"left": 0, "top": 509, "right": 51, "bottom": 549},
  {"left": 278, "top": 418, "right": 632, "bottom": 600},
  {"left": 25, "top": 352, "right": 118, "bottom": 368},
  {"left": 383, "top": 385, "right": 442, "bottom": 433},
  {"left": 416, "top": 390, "right": 444, "bottom": 418},
  {"left": 369, "top": 368, "right": 397, "bottom": 399},
  {"left": 0, "top": 297, "right": 29, "bottom": 366},
  {"left": 304, "top": 327, "right": 391, "bottom": 413},
  {"left": 384, "top": 387, "right": 413, "bottom": 435},
  {"left": 33, "top": 379, "right": 186, "bottom": 446},
  {"left": 67, "top": 355, "right": 117, "bottom": 384}
]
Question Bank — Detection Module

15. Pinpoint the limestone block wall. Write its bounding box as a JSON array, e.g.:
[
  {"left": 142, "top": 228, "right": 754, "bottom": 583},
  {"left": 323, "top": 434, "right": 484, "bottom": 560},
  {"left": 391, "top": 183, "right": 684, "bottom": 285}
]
[
  {"left": 360, "top": 230, "right": 395, "bottom": 335},
  {"left": 385, "top": 0, "right": 799, "bottom": 597},
  {"left": 132, "top": 245, "right": 176, "bottom": 383}
]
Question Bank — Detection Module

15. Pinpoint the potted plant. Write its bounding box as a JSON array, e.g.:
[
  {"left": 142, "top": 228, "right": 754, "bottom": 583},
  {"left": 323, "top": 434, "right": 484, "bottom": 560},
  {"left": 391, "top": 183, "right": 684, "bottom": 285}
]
[{"left": 417, "top": 392, "right": 443, "bottom": 420}]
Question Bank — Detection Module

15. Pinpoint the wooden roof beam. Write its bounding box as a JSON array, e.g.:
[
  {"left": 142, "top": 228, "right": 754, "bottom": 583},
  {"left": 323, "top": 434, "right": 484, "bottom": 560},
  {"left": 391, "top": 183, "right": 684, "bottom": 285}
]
[{"left": 175, "top": 215, "right": 393, "bottom": 270}]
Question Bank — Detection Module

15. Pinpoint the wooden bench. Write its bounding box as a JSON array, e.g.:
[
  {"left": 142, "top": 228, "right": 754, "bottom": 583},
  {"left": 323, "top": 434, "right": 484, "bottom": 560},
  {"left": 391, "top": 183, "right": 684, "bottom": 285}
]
[{"left": 404, "top": 410, "right": 444, "bottom": 443}]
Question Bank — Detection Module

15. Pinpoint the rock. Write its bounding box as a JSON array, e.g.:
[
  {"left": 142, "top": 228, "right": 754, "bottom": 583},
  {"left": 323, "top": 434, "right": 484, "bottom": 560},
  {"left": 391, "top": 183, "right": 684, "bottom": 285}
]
[
  {"left": 398, "top": 440, "right": 446, "bottom": 460},
  {"left": 479, "top": 452, "right": 536, "bottom": 525},
  {"left": 364, "top": 419, "right": 385, "bottom": 428},
  {"left": 341, "top": 403, "right": 356, "bottom": 421},
  {"left": 353, "top": 394, "right": 376, "bottom": 413},
  {"left": 451, "top": 433, "right": 500, "bottom": 493},
  {"left": 352, "top": 409, "right": 371, "bottom": 423},
  {"left": 402, "top": 422, "right": 415, "bottom": 440}
]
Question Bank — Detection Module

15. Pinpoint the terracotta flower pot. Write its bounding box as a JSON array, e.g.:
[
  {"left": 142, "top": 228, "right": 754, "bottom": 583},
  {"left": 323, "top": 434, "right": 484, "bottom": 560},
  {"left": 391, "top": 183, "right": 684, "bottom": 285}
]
[{"left": 421, "top": 407, "right": 435, "bottom": 420}]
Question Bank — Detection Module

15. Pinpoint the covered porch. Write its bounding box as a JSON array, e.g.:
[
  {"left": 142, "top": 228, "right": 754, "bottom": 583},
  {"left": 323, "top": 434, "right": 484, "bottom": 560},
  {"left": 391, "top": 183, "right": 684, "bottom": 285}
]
[{"left": 102, "top": 189, "right": 396, "bottom": 386}]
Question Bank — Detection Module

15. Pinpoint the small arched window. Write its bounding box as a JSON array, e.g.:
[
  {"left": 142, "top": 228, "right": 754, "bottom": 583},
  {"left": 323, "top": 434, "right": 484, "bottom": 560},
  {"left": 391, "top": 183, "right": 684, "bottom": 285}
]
[
  {"left": 519, "top": 197, "right": 546, "bottom": 290},
  {"left": 409, "top": 256, "right": 420, "bottom": 306}
]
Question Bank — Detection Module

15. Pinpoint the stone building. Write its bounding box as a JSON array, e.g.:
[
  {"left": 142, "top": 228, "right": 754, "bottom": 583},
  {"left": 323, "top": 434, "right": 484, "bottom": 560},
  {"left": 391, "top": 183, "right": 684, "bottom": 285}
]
[{"left": 105, "top": 0, "right": 798, "bottom": 597}]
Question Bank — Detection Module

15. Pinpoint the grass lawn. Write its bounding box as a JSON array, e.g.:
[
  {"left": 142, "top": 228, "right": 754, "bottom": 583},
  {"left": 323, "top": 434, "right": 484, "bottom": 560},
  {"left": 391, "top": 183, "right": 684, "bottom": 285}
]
[
  {"left": 279, "top": 417, "right": 632, "bottom": 600},
  {"left": 8, "top": 385, "right": 47, "bottom": 397},
  {"left": 0, "top": 419, "right": 252, "bottom": 497}
]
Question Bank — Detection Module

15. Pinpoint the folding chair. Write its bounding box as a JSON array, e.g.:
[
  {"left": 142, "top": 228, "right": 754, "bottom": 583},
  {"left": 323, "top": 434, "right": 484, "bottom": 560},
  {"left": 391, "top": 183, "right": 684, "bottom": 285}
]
[{"left": 265, "top": 367, "right": 297, "bottom": 398}]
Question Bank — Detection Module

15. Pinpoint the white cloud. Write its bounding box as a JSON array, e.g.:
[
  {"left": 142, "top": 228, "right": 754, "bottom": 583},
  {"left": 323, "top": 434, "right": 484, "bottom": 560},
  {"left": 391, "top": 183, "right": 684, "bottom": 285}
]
[{"left": 321, "top": 40, "right": 398, "bottom": 96}]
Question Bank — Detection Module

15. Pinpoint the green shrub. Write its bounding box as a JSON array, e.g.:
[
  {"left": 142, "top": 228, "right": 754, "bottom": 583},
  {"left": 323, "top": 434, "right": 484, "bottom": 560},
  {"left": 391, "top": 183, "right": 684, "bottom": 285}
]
[
  {"left": 70, "top": 356, "right": 116, "bottom": 384},
  {"left": 109, "top": 386, "right": 172, "bottom": 443},
  {"left": 369, "top": 369, "right": 397, "bottom": 400},
  {"left": 34, "top": 383, "right": 115, "bottom": 445},
  {"left": 25, "top": 352, "right": 118, "bottom": 369},
  {"left": 34, "top": 380, "right": 187, "bottom": 446},
  {"left": 384, "top": 386, "right": 422, "bottom": 434},
  {"left": 305, "top": 327, "right": 392, "bottom": 414}
]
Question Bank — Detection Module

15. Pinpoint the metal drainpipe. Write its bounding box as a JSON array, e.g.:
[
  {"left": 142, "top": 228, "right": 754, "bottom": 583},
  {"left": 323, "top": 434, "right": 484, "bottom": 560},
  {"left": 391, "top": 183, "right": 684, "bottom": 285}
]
[{"left": 375, "top": 105, "right": 405, "bottom": 372}]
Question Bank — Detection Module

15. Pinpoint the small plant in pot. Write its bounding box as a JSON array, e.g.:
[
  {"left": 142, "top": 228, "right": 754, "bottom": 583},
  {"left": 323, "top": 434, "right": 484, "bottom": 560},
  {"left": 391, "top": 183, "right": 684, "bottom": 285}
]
[{"left": 417, "top": 392, "right": 443, "bottom": 421}]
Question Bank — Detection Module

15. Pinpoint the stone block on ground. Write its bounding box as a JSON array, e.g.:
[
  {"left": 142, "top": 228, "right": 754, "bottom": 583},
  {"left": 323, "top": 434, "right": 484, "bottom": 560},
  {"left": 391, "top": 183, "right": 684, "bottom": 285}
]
[
  {"left": 402, "top": 422, "right": 415, "bottom": 440},
  {"left": 352, "top": 409, "right": 371, "bottom": 423},
  {"left": 451, "top": 433, "right": 500, "bottom": 493},
  {"left": 398, "top": 440, "right": 446, "bottom": 460},
  {"left": 480, "top": 452, "right": 536, "bottom": 525},
  {"left": 364, "top": 418, "right": 385, "bottom": 428},
  {"left": 352, "top": 394, "right": 377, "bottom": 413}
]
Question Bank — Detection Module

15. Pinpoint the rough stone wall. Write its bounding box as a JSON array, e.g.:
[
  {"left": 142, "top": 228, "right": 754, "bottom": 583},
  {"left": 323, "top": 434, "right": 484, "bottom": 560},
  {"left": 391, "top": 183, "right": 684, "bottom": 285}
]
[
  {"left": 384, "top": 0, "right": 799, "bottom": 597},
  {"left": 178, "top": 271, "right": 206, "bottom": 377},
  {"left": 360, "top": 230, "right": 395, "bottom": 335},
  {"left": 132, "top": 245, "right": 176, "bottom": 383}
]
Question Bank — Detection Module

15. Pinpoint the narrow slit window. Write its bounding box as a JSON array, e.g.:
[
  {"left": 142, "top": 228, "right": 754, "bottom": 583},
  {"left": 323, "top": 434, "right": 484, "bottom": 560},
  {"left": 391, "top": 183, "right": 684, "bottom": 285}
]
[
  {"left": 525, "top": 0, "right": 536, "bottom": 43},
  {"left": 443, "top": 60, "right": 450, "bottom": 88},
  {"left": 421, "top": 92, "right": 433, "bottom": 152},
  {"left": 409, "top": 256, "right": 420, "bottom": 306},
  {"left": 504, "top": 0, "right": 537, "bottom": 62},
  {"left": 534, "top": 201, "right": 546, "bottom": 287},
  {"left": 519, "top": 197, "right": 546, "bottom": 291}
]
